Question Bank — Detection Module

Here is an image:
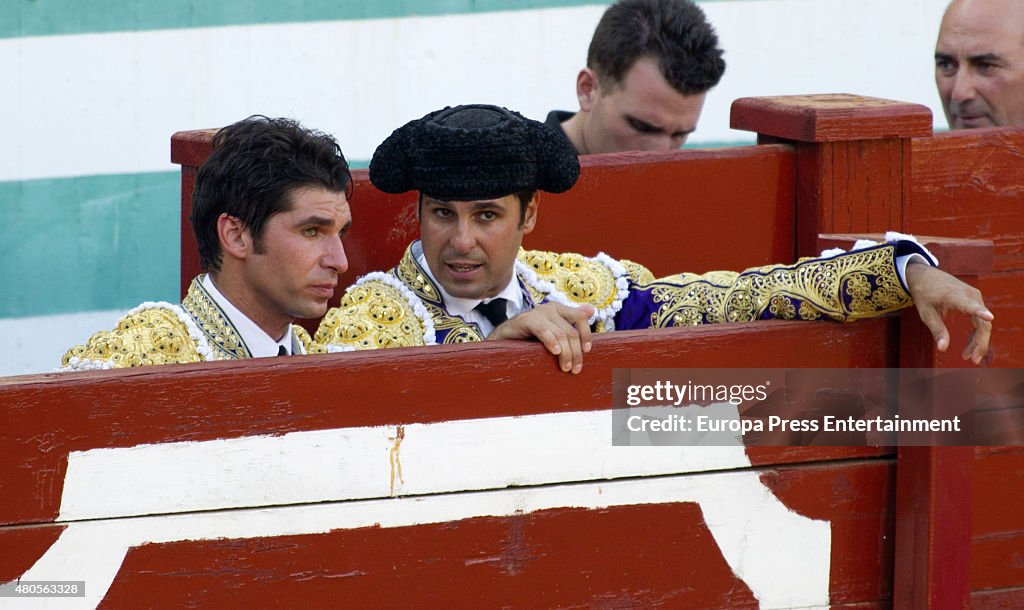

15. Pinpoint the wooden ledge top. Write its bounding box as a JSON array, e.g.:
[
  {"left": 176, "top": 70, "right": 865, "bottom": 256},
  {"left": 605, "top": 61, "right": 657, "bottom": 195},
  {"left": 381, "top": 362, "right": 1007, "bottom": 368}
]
[
  {"left": 818, "top": 233, "right": 994, "bottom": 276},
  {"left": 170, "top": 128, "right": 217, "bottom": 166},
  {"left": 731, "top": 94, "right": 934, "bottom": 143}
]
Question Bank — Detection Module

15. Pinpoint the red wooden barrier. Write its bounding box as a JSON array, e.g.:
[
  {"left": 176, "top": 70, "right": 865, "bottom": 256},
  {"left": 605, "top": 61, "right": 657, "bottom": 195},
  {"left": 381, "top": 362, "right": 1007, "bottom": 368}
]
[
  {"left": 4, "top": 321, "right": 906, "bottom": 607},
  {"left": 911, "top": 126, "right": 1024, "bottom": 605},
  {"left": 735, "top": 96, "right": 1024, "bottom": 610}
]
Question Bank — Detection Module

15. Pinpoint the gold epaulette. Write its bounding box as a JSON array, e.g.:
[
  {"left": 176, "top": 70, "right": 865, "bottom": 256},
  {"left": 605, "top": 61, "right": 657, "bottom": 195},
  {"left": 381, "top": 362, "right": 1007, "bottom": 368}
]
[
  {"left": 620, "top": 258, "right": 657, "bottom": 285},
  {"left": 293, "top": 325, "right": 326, "bottom": 354},
  {"left": 518, "top": 250, "right": 622, "bottom": 310},
  {"left": 60, "top": 304, "right": 204, "bottom": 370},
  {"left": 315, "top": 275, "right": 431, "bottom": 350}
]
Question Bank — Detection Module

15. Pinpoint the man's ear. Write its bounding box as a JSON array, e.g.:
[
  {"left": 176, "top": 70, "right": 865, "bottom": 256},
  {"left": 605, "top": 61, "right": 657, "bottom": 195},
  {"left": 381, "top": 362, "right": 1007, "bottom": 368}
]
[
  {"left": 521, "top": 194, "right": 540, "bottom": 235},
  {"left": 576, "top": 68, "right": 600, "bottom": 112},
  {"left": 217, "top": 213, "right": 251, "bottom": 261}
]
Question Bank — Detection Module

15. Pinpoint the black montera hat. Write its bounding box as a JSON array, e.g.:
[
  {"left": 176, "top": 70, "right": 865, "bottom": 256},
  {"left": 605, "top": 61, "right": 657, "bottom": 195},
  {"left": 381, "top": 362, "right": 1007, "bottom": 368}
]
[{"left": 369, "top": 104, "right": 580, "bottom": 200}]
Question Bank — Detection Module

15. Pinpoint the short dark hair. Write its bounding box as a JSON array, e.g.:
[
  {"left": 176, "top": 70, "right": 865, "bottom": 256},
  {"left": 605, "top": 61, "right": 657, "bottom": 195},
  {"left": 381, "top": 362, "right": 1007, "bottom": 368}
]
[
  {"left": 190, "top": 115, "right": 352, "bottom": 272},
  {"left": 587, "top": 0, "right": 726, "bottom": 95}
]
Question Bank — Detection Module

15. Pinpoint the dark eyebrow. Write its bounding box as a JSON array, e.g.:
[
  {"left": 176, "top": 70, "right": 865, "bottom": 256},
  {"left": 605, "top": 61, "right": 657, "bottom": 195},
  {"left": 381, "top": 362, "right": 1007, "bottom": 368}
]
[
  {"left": 626, "top": 114, "right": 663, "bottom": 133},
  {"left": 935, "top": 52, "right": 953, "bottom": 61},
  {"left": 296, "top": 215, "right": 335, "bottom": 227},
  {"left": 968, "top": 53, "right": 1003, "bottom": 64},
  {"left": 626, "top": 114, "right": 695, "bottom": 138}
]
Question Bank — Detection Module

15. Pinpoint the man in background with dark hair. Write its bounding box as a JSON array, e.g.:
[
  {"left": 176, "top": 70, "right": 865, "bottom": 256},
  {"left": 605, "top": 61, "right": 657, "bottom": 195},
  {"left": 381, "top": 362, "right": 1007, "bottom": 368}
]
[
  {"left": 60, "top": 116, "right": 352, "bottom": 370},
  {"left": 548, "top": 0, "right": 726, "bottom": 154}
]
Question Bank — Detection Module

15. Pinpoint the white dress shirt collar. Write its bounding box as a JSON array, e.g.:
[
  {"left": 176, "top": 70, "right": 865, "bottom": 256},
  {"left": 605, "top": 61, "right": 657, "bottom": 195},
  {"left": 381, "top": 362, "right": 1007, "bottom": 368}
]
[
  {"left": 413, "top": 241, "right": 525, "bottom": 337},
  {"left": 201, "top": 274, "right": 298, "bottom": 357}
]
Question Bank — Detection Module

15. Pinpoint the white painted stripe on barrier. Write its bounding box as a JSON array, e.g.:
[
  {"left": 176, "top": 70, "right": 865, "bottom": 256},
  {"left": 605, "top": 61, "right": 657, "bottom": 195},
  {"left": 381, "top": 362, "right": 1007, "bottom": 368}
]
[
  {"left": 17, "top": 469, "right": 831, "bottom": 609},
  {"left": 59, "top": 406, "right": 754, "bottom": 521},
  {"left": 4, "top": 0, "right": 950, "bottom": 183}
]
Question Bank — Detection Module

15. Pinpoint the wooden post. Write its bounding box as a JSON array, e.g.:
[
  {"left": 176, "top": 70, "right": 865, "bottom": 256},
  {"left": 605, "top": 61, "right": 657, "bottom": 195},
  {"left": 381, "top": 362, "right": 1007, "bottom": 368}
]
[
  {"left": 755, "top": 115, "right": 981, "bottom": 610},
  {"left": 893, "top": 242, "right": 979, "bottom": 610},
  {"left": 170, "top": 129, "right": 216, "bottom": 300},
  {"left": 894, "top": 341, "right": 974, "bottom": 610},
  {"left": 731, "top": 94, "right": 933, "bottom": 258},
  {"left": 819, "top": 233, "right": 991, "bottom": 609},
  {"left": 895, "top": 242, "right": 980, "bottom": 610}
]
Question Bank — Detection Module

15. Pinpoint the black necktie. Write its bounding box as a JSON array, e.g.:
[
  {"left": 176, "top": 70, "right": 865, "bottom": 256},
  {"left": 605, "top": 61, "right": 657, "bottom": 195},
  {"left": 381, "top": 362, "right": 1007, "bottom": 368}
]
[
  {"left": 475, "top": 298, "right": 508, "bottom": 327},
  {"left": 277, "top": 345, "right": 288, "bottom": 356}
]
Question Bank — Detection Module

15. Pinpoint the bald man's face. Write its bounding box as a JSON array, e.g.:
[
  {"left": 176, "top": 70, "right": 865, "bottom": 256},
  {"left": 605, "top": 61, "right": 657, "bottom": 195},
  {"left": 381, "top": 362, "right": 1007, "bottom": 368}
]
[{"left": 935, "top": 0, "right": 1024, "bottom": 129}]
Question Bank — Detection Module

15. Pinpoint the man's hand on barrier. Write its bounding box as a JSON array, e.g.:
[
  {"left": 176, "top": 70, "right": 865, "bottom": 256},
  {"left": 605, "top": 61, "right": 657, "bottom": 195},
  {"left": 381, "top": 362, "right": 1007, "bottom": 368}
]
[
  {"left": 488, "top": 303, "right": 595, "bottom": 374},
  {"left": 905, "top": 261, "right": 994, "bottom": 364}
]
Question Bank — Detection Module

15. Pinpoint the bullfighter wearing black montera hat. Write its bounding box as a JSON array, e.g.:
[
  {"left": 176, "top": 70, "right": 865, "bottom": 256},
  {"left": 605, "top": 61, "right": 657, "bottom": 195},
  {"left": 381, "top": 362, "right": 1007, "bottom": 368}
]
[{"left": 316, "top": 104, "right": 991, "bottom": 374}]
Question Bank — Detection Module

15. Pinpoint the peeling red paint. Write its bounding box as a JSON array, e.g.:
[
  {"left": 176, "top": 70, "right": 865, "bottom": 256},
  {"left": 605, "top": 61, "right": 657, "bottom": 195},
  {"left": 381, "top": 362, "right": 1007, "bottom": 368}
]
[{"left": 389, "top": 425, "right": 405, "bottom": 497}]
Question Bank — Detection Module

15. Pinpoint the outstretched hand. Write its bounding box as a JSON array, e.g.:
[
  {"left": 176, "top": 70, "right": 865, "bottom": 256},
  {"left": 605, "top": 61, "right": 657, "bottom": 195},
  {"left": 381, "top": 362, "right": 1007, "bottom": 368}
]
[
  {"left": 488, "top": 303, "right": 596, "bottom": 374},
  {"left": 905, "top": 262, "right": 994, "bottom": 364}
]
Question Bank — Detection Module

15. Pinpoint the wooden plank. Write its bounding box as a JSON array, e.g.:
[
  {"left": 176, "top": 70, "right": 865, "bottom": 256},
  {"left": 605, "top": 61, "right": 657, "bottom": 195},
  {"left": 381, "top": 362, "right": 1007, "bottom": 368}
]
[
  {"left": 910, "top": 128, "right": 1024, "bottom": 273},
  {"left": 977, "top": 272, "right": 1024, "bottom": 367},
  {"left": 169, "top": 128, "right": 216, "bottom": 167},
  {"left": 829, "top": 140, "right": 906, "bottom": 233},
  {"left": 792, "top": 139, "right": 913, "bottom": 257},
  {"left": 0, "top": 524, "right": 65, "bottom": 583},
  {"left": 760, "top": 461, "right": 897, "bottom": 606},
  {"left": 98, "top": 502, "right": 762, "bottom": 608},
  {"left": 794, "top": 140, "right": 830, "bottom": 256},
  {"left": 534, "top": 145, "right": 796, "bottom": 277},
  {"left": 893, "top": 314, "right": 973, "bottom": 610},
  {"left": 732, "top": 95, "right": 929, "bottom": 257},
  {"left": 908, "top": 128, "right": 1024, "bottom": 374},
  {"left": 892, "top": 445, "right": 973, "bottom": 609},
  {"left": 972, "top": 447, "right": 1024, "bottom": 592},
  {"left": 731, "top": 94, "right": 933, "bottom": 143},
  {"left": 817, "top": 233, "right": 994, "bottom": 277},
  {"left": 3, "top": 461, "right": 895, "bottom": 608},
  {"left": 178, "top": 164, "right": 198, "bottom": 299},
  {"left": 0, "top": 318, "right": 900, "bottom": 527},
  {"left": 972, "top": 588, "right": 1024, "bottom": 610}
]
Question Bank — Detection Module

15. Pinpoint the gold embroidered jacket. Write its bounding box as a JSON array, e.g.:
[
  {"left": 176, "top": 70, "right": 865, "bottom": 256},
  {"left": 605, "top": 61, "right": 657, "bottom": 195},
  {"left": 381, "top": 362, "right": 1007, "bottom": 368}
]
[
  {"left": 315, "top": 240, "right": 923, "bottom": 350},
  {"left": 60, "top": 276, "right": 321, "bottom": 371}
]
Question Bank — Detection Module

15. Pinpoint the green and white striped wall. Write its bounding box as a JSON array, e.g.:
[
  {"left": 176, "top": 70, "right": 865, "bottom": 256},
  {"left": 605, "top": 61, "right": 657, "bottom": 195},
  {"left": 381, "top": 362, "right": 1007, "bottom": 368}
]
[{"left": 1, "top": 0, "right": 950, "bottom": 375}]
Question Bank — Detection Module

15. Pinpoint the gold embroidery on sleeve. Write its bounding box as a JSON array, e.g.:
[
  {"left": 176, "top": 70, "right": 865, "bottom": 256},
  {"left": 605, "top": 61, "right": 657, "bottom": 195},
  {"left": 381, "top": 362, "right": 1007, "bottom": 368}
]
[{"left": 649, "top": 246, "right": 912, "bottom": 327}]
